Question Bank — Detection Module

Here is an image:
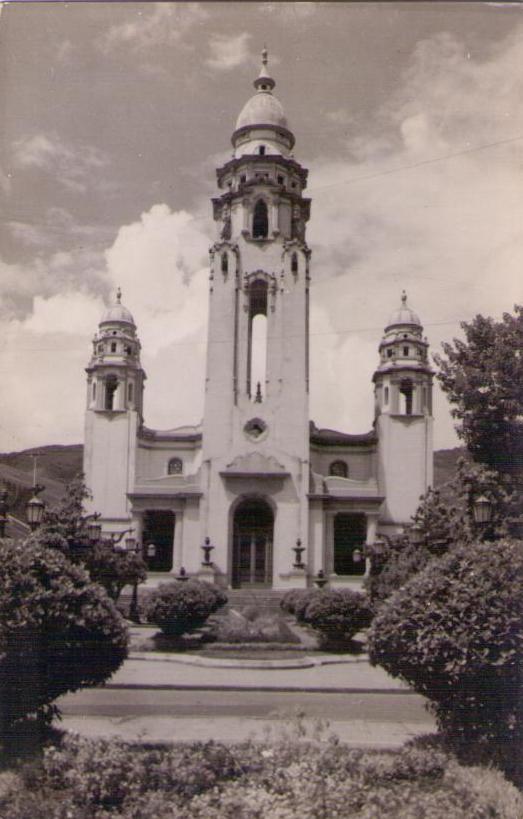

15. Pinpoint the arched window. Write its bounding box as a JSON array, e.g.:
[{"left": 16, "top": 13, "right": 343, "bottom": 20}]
[
  {"left": 105, "top": 376, "right": 118, "bottom": 411},
  {"left": 110, "top": 342, "right": 117, "bottom": 353},
  {"left": 221, "top": 252, "right": 228, "bottom": 274},
  {"left": 291, "top": 252, "right": 298, "bottom": 274},
  {"left": 167, "top": 457, "right": 183, "bottom": 475},
  {"left": 258, "top": 145, "right": 266, "bottom": 155},
  {"left": 253, "top": 199, "right": 269, "bottom": 239},
  {"left": 247, "top": 279, "right": 268, "bottom": 401},
  {"left": 399, "top": 379, "right": 414, "bottom": 415},
  {"left": 329, "top": 460, "right": 348, "bottom": 478}
]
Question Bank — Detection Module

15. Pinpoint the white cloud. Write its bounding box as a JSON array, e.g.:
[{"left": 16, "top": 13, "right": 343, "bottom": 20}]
[
  {"left": 206, "top": 32, "right": 251, "bottom": 71},
  {"left": 12, "top": 133, "right": 109, "bottom": 194},
  {"left": 99, "top": 2, "right": 208, "bottom": 53},
  {"left": 305, "top": 25, "right": 523, "bottom": 449}
]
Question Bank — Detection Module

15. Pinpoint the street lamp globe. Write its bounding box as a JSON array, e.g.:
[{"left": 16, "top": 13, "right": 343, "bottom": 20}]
[
  {"left": 26, "top": 494, "right": 45, "bottom": 530},
  {"left": 473, "top": 495, "right": 492, "bottom": 526}
]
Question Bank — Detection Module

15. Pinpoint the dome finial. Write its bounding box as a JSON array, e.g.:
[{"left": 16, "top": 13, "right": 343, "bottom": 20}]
[
  {"left": 254, "top": 44, "right": 275, "bottom": 92},
  {"left": 401, "top": 290, "right": 407, "bottom": 306},
  {"left": 116, "top": 287, "right": 122, "bottom": 304}
]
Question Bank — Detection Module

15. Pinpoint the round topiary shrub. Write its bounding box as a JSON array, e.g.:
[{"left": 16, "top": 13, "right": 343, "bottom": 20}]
[
  {"left": 368, "top": 539, "right": 523, "bottom": 783},
  {"left": 280, "top": 588, "right": 322, "bottom": 617},
  {"left": 299, "top": 588, "right": 372, "bottom": 646},
  {"left": 145, "top": 580, "right": 227, "bottom": 637},
  {"left": 0, "top": 538, "right": 128, "bottom": 731}
]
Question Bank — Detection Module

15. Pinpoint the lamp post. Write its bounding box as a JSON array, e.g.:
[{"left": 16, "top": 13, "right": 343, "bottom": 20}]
[
  {"left": 87, "top": 513, "right": 102, "bottom": 544},
  {"left": 26, "top": 484, "right": 46, "bottom": 531},
  {"left": 124, "top": 535, "right": 141, "bottom": 623},
  {"left": 473, "top": 494, "right": 493, "bottom": 540},
  {"left": 0, "top": 485, "right": 8, "bottom": 538}
]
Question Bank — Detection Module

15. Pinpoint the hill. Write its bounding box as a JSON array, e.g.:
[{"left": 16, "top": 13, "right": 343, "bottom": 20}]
[{"left": 0, "top": 443, "right": 465, "bottom": 522}]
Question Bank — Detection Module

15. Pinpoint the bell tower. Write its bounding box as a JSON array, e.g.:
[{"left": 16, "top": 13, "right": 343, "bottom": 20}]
[
  {"left": 374, "top": 291, "right": 434, "bottom": 530},
  {"left": 83, "top": 289, "right": 146, "bottom": 531},
  {"left": 201, "top": 50, "right": 312, "bottom": 583}
]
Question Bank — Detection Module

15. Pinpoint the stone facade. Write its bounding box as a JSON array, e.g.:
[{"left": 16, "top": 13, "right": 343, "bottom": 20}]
[{"left": 83, "top": 53, "right": 434, "bottom": 588}]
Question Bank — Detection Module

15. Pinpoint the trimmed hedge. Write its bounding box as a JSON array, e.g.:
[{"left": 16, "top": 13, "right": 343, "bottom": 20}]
[
  {"left": 145, "top": 580, "right": 227, "bottom": 637},
  {"left": 281, "top": 588, "right": 371, "bottom": 645},
  {"left": 368, "top": 539, "right": 523, "bottom": 784},
  {"left": 0, "top": 538, "right": 128, "bottom": 730}
]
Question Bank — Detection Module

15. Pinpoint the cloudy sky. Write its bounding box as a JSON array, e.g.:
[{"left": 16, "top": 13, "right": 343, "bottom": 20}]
[{"left": 0, "top": 1, "right": 521, "bottom": 453}]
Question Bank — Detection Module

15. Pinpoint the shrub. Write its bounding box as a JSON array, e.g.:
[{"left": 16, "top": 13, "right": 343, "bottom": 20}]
[
  {"left": 282, "top": 588, "right": 371, "bottom": 646},
  {"left": 145, "top": 580, "right": 227, "bottom": 637},
  {"left": 0, "top": 539, "right": 128, "bottom": 731},
  {"left": 299, "top": 589, "right": 372, "bottom": 645},
  {"left": 1, "top": 734, "right": 523, "bottom": 819},
  {"left": 368, "top": 538, "right": 523, "bottom": 784},
  {"left": 280, "top": 588, "right": 322, "bottom": 617}
]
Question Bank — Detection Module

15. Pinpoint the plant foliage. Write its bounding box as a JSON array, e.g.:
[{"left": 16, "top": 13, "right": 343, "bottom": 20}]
[
  {"left": 434, "top": 305, "right": 523, "bottom": 478},
  {"left": 84, "top": 543, "right": 147, "bottom": 602},
  {"left": 1, "top": 732, "right": 522, "bottom": 818},
  {"left": 368, "top": 538, "right": 523, "bottom": 784},
  {"left": 145, "top": 580, "right": 227, "bottom": 637},
  {"left": 281, "top": 588, "right": 371, "bottom": 646},
  {"left": 0, "top": 539, "right": 128, "bottom": 730}
]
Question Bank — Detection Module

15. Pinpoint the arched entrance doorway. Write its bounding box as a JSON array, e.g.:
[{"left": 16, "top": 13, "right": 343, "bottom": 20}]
[{"left": 232, "top": 498, "right": 274, "bottom": 588}]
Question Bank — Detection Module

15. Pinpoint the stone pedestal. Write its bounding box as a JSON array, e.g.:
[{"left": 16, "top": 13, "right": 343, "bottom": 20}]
[
  {"left": 278, "top": 569, "right": 308, "bottom": 590},
  {"left": 196, "top": 564, "right": 219, "bottom": 585}
]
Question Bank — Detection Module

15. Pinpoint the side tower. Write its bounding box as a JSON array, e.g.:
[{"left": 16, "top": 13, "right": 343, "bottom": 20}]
[
  {"left": 374, "top": 292, "right": 433, "bottom": 531},
  {"left": 202, "top": 50, "right": 312, "bottom": 587},
  {"left": 83, "top": 289, "right": 146, "bottom": 532}
]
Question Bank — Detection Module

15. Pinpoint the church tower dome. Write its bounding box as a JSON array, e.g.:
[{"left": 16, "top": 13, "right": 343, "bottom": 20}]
[
  {"left": 231, "top": 48, "right": 295, "bottom": 158},
  {"left": 85, "top": 288, "right": 145, "bottom": 415}
]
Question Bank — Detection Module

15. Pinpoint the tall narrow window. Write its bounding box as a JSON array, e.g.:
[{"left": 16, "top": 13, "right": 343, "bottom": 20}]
[
  {"left": 384, "top": 386, "right": 389, "bottom": 405},
  {"left": 92, "top": 382, "right": 96, "bottom": 401},
  {"left": 399, "top": 379, "right": 414, "bottom": 415},
  {"left": 253, "top": 199, "right": 269, "bottom": 238},
  {"left": 128, "top": 382, "right": 133, "bottom": 403},
  {"left": 247, "top": 279, "right": 268, "bottom": 401},
  {"left": 105, "top": 376, "right": 118, "bottom": 411},
  {"left": 221, "top": 252, "right": 228, "bottom": 274},
  {"left": 259, "top": 145, "right": 266, "bottom": 155},
  {"left": 110, "top": 342, "right": 117, "bottom": 353},
  {"left": 291, "top": 252, "right": 298, "bottom": 274}
]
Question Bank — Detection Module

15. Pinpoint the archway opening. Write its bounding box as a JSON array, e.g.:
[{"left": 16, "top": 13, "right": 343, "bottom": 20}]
[
  {"left": 333, "top": 513, "right": 366, "bottom": 576},
  {"left": 142, "top": 510, "right": 175, "bottom": 572},
  {"left": 232, "top": 498, "right": 274, "bottom": 587}
]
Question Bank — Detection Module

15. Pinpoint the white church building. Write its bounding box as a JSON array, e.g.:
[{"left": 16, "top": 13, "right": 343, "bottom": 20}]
[{"left": 83, "top": 53, "right": 434, "bottom": 588}]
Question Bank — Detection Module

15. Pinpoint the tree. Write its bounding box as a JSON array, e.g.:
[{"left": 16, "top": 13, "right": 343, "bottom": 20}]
[
  {"left": 434, "top": 305, "right": 523, "bottom": 479},
  {"left": 365, "top": 458, "right": 514, "bottom": 607},
  {"left": 32, "top": 478, "right": 147, "bottom": 604}
]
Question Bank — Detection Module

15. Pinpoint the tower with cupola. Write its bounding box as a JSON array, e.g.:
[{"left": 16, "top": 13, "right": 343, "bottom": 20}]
[
  {"left": 83, "top": 289, "right": 146, "bottom": 530},
  {"left": 373, "top": 291, "right": 434, "bottom": 531},
  {"left": 201, "top": 49, "right": 312, "bottom": 585}
]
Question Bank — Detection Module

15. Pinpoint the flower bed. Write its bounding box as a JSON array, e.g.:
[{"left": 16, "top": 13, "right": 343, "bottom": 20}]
[{"left": 1, "top": 732, "right": 522, "bottom": 818}]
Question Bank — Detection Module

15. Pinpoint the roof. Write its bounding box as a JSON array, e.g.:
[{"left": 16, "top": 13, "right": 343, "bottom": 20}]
[{"left": 309, "top": 422, "right": 377, "bottom": 447}]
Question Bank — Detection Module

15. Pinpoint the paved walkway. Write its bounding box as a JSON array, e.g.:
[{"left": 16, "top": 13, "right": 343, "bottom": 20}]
[{"left": 58, "top": 651, "right": 436, "bottom": 748}]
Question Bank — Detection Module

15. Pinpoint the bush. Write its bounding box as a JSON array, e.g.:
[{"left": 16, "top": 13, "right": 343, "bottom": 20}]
[
  {"left": 84, "top": 543, "right": 147, "bottom": 602},
  {"left": 300, "top": 589, "right": 372, "bottom": 645},
  {"left": 282, "top": 588, "right": 371, "bottom": 646},
  {"left": 0, "top": 539, "right": 128, "bottom": 731},
  {"left": 210, "top": 610, "right": 300, "bottom": 644},
  {"left": 368, "top": 539, "right": 523, "bottom": 784},
  {"left": 280, "top": 588, "right": 322, "bottom": 617},
  {"left": 145, "top": 580, "right": 227, "bottom": 637},
  {"left": 3, "top": 733, "right": 521, "bottom": 819}
]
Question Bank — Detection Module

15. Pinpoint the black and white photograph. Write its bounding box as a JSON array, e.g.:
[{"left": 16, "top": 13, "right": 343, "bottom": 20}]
[{"left": 0, "top": 1, "right": 522, "bottom": 815}]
